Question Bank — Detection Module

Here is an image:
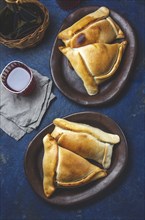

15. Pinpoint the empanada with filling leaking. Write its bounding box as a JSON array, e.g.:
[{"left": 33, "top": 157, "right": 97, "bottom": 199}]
[
  {"left": 51, "top": 118, "right": 120, "bottom": 169},
  {"left": 59, "top": 41, "right": 127, "bottom": 95},
  {"left": 58, "top": 7, "right": 125, "bottom": 48},
  {"left": 43, "top": 134, "right": 107, "bottom": 197}
]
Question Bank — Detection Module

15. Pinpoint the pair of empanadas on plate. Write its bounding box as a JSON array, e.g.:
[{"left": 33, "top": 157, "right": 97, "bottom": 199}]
[
  {"left": 43, "top": 118, "right": 120, "bottom": 197},
  {"left": 58, "top": 7, "right": 124, "bottom": 48},
  {"left": 58, "top": 7, "right": 127, "bottom": 95}
]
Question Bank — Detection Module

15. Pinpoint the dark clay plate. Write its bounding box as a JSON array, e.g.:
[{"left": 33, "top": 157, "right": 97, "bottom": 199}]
[
  {"left": 24, "top": 112, "right": 128, "bottom": 205},
  {"left": 50, "top": 6, "right": 136, "bottom": 106}
]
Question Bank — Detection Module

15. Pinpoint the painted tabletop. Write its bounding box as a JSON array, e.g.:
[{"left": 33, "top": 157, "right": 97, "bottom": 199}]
[{"left": 0, "top": 0, "right": 144, "bottom": 220}]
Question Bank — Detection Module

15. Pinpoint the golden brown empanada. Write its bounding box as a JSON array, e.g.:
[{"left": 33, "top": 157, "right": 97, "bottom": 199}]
[
  {"left": 51, "top": 118, "right": 120, "bottom": 169},
  {"left": 52, "top": 128, "right": 114, "bottom": 169},
  {"left": 43, "top": 134, "right": 58, "bottom": 197},
  {"left": 58, "top": 7, "right": 124, "bottom": 48},
  {"left": 52, "top": 118, "right": 120, "bottom": 144},
  {"left": 59, "top": 41, "right": 127, "bottom": 95},
  {"left": 43, "top": 134, "right": 107, "bottom": 197},
  {"left": 57, "top": 145, "right": 107, "bottom": 187}
]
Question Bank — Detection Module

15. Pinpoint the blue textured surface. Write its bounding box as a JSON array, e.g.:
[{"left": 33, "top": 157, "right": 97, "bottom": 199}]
[{"left": 0, "top": 0, "right": 145, "bottom": 219}]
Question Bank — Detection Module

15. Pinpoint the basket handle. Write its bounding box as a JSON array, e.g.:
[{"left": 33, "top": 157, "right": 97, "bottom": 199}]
[{"left": 5, "top": 0, "right": 39, "bottom": 3}]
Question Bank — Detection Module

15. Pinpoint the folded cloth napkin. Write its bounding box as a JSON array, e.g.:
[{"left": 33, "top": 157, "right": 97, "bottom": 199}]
[{"left": 0, "top": 68, "right": 55, "bottom": 140}]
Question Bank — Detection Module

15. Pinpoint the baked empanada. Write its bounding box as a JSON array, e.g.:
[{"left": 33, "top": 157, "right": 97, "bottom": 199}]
[
  {"left": 52, "top": 128, "right": 114, "bottom": 169},
  {"left": 43, "top": 134, "right": 58, "bottom": 197},
  {"left": 58, "top": 7, "right": 124, "bottom": 48},
  {"left": 59, "top": 41, "right": 127, "bottom": 95},
  {"left": 51, "top": 118, "right": 120, "bottom": 168},
  {"left": 43, "top": 134, "right": 107, "bottom": 197},
  {"left": 52, "top": 118, "right": 120, "bottom": 144}
]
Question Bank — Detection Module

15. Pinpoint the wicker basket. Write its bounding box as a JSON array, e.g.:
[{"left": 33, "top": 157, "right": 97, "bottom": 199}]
[{"left": 0, "top": 0, "right": 49, "bottom": 49}]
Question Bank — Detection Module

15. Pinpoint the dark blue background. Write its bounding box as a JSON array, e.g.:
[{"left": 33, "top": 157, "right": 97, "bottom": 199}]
[{"left": 0, "top": 0, "right": 144, "bottom": 219}]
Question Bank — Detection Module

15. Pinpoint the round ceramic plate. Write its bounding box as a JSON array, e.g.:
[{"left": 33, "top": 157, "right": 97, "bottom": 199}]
[
  {"left": 50, "top": 6, "right": 136, "bottom": 106},
  {"left": 24, "top": 112, "right": 128, "bottom": 205}
]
